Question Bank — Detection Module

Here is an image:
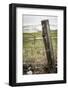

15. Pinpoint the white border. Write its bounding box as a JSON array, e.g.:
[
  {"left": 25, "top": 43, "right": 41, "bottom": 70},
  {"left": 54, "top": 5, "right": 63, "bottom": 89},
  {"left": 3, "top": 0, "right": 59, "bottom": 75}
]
[{"left": 16, "top": 7, "right": 64, "bottom": 83}]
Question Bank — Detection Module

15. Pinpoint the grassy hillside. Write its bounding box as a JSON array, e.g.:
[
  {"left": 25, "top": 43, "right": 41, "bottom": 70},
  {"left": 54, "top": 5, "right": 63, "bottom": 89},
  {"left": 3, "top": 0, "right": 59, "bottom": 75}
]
[{"left": 23, "top": 30, "right": 57, "bottom": 65}]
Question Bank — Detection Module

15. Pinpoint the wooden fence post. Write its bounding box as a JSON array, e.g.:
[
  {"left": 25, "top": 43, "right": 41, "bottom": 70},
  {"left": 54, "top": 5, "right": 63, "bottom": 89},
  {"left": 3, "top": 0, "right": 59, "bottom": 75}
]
[{"left": 41, "top": 20, "right": 56, "bottom": 73}]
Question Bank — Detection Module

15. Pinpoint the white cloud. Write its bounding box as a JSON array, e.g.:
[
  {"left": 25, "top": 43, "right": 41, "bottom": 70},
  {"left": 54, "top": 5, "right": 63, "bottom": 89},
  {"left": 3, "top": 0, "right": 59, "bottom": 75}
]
[{"left": 23, "top": 15, "right": 57, "bottom": 33}]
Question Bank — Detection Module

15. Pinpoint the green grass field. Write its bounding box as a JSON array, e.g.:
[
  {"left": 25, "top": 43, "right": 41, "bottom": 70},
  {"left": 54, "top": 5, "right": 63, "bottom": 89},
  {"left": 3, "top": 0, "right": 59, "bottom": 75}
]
[{"left": 23, "top": 30, "right": 57, "bottom": 65}]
